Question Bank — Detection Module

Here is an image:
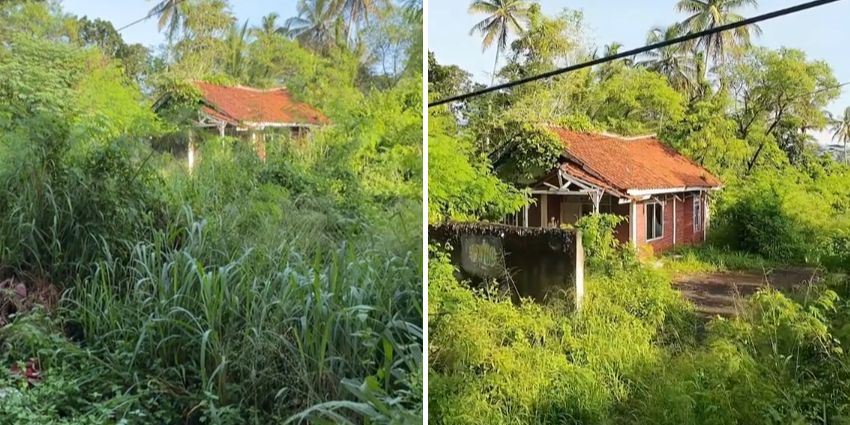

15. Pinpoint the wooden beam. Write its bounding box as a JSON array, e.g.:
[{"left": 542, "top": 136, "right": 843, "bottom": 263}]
[{"left": 589, "top": 188, "right": 603, "bottom": 214}]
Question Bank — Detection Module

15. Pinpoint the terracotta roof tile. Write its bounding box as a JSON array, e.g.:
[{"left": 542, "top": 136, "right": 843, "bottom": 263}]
[
  {"left": 560, "top": 162, "right": 615, "bottom": 192},
  {"left": 193, "top": 81, "right": 330, "bottom": 126},
  {"left": 549, "top": 127, "right": 722, "bottom": 192}
]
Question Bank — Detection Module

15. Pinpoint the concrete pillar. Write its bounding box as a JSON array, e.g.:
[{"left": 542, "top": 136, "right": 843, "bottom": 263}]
[
  {"left": 187, "top": 129, "right": 195, "bottom": 173},
  {"left": 575, "top": 229, "right": 585, "bottom": 312},
  {"left": 522, "top": 205, "right": 529, "bottom": 227},
  {"left": 672, "top": 196, "right": 677, "bottom": 245},
  {"left": 540, "top": 194, "right": 548, "bottom": 227},
  {"left": 629, "top": 201, "right": 638, "bottom": 248}
]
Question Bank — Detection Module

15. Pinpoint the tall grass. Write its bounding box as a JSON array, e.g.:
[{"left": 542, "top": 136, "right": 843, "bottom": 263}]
[
  {"left": 0, "top": 128, "right": 422, "bottom": 422},
  {"left": 58, "top": 202, "right": 421, "bottom": 422}
]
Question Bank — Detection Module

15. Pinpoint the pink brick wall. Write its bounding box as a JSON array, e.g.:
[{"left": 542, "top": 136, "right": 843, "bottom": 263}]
[
  {"left": 612, "top": 201, "right": 631, "bottom": 245},
  {"left": 638, "top": 194, "right": 705, "bottom": 253}
]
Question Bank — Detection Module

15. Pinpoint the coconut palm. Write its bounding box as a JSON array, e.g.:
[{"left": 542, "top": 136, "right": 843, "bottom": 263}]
[
  {"left": 639, "top": 25, "right": 698, "bottom": 95},
  {"left": 284, "top": 0, "right": 339, "bottom": 52},
  {"left": 468, "top": 0, "right": 530, "bottom": 84},
  {"left": 675, "top": 0, "right": 762, "bottom": 67},
  {"left": 255, "top": 12, "right": 281, "bottom": 37},
  {"left": 148, "top": 0, "right": 188, "bottom": 41},
  {"left": 337, "top": 0, "right": 380, "bottom": 26},
  {"left": 594, "top": 42, "right": 635, "bottom": 81},
  {"left": 224, "top": 19, "right": 250, "bottom": 80},
  {"left": 402, "top": 0, "right": 423, "bottom": 22},
  {"left": 830, "top": 106, "right": 850, "bottom": 163}
]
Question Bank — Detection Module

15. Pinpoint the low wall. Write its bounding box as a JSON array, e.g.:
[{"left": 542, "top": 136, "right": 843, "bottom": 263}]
[{"left": 429, "top": 222, "right": 583, "bottom": 303}]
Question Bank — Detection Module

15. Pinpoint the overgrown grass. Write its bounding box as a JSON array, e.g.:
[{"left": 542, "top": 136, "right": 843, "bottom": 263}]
[
  {"left": 66, "top": 213, "right": 421, "bottom": 422},
  {"left": 659, "top": 245, "right": 777, "bottom": 277},
  {"left": 429, "top": 208, "right": 850, "bottom": 424},
  {"left": 429, "top": 249, "right": 850, "bottom": 424},
  {"left": 0, "top": 126, "right": 422, "bottom": 423}
]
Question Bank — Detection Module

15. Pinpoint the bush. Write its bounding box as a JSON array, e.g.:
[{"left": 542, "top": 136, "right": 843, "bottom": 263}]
[
  {"left": 428, "top": 250, "right": 695, "bottom": 424},
  {"left": 573, "top": 214, "right": 637, "bottom": 274}
]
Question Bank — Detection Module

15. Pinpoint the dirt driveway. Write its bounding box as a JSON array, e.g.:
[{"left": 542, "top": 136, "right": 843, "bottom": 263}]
[{"left": 672, "top": 267, "right": 818, "bottom": 317}]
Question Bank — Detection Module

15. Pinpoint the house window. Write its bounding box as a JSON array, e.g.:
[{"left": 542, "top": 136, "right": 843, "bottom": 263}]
[
  {"left": 693, "top": 197, "right": 702, "bottom": 232},
  {"left": 645, "top": 202, "right": 664, "bottom": 241}
]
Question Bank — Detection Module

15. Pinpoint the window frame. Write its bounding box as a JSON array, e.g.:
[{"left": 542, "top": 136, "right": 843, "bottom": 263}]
[
  {"left": 693, "top": 196, "right": 702, "bottom": 232},
  {"left": 645, "top": 201, "right": 665, "bottom": 242}
]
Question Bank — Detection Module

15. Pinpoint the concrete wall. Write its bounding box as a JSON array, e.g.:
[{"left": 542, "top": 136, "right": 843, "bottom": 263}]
[{"left": 429, "top": 223, "right": 581, "bottom": 303}]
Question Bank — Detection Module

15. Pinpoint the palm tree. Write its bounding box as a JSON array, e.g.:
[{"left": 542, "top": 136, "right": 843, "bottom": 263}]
[
  {"left": 225, "top": 19, "right": 250, "bottom": 80},
  {"left": 595, "top": 42, "right": 634, "bottom": 81},
  {"left": 284, "top": 0, "right": 339, "bottom": 52},
  {"left": 255, "top": 13, "right": 281, "bottom": 37},
  {"left": 337, "top": 0, "right": 380, "bottom": 27},
  {"left": 402, "top": 0, "right": 423, "bottom": 22},
  {"left": 830, "top": 106, "right": 850, "bottom": 163},
  {"left": 148, "top": 0, "right": 188, "bottom": 42},
  {"left": 675, "top": 0, "right": 762, "bottom": 68},
  {"left": 468, "top": 0, "right": 530, "bottom": 84},
  {"left": 639, "top": 25, "right": 698, "bottom": 95}
]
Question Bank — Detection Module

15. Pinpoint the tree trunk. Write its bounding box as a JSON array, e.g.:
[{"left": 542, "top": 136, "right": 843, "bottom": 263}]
[
  {"left": 491, "top": 48, "right": 500, "bottom": 86},
  {"left": 746, "top": 142, "right": 765, "bottom": 174}
]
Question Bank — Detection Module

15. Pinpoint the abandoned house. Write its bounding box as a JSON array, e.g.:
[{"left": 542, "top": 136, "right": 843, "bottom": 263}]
[
  {"left": 155, "top": 81, "right": 330, "bottom": 168},
  {"left": 508, "top": 128, "right": 723, "bottom": 253}
]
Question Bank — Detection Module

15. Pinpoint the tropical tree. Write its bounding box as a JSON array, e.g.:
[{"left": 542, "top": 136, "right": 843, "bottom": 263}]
[
  {"left": 675, "top": 0, "right": 762, "bottom": 69},
  {"left": 169, "top": 0, "right": 234, "bottom": 76},
  {"left": 148, "top": 0, "right": 187, "bottom": 42},
  {"left": 224, "top": 19, "right": 250, "bottom": 80},
  {"left": 402, "top": 0, "right": 423, "bottom": 22},
  {"left": 831, "top": 106, "right": 850, "bottom": 163},
  {"left": 639, "top": 24, "right": 698, "bottom": 96},
  {"left": 468, "top": 0, "right": 530, "bottom": 84},
  {"left": 338, "top": 0, "right": 380, "bottom": 27},
  {"left": 596, "top": 41, "right": 633, "bottom": 81},
  {"left": 724, "top": 48, "right": 839, "bottom": 172},
  {"left": 284, "top": 0, "right": 340, "bottom": 52},
  {"left": 255, "top": 12, "right": 281, "bottom": 37}
]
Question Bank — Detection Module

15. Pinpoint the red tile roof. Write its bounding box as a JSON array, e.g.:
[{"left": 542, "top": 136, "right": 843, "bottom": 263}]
[
  {"left": 549, "top": 127, "right": 722, "bottom": 192},
  {"left": 193, "top": 81, "right": 329, "bottom": 127}
]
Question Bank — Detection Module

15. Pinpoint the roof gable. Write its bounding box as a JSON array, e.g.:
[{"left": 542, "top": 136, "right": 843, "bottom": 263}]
[
  {"left": 193, "top": 81, "right": 330, "bottom": 127},
  {"left": 549, "top": 127, "right": 722, "bottom": 192}
]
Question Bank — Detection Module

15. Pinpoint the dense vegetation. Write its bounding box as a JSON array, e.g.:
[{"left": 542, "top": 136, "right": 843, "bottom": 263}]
[
  {"left": 429, "top": 0, "right": 850, "bottom": 423},
  {"left": 0, "top": 0, "right": 422, "bottom": 423}
]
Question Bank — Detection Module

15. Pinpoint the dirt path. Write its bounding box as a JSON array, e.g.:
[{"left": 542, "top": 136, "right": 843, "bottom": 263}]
[{"left": 672, "top": 267, "right": 818, "bottom": 317}]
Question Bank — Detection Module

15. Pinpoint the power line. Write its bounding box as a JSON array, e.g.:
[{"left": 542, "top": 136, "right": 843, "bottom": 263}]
[
  {"left": 429, "top": 0, "right": 845, "bottom": 108},
  {"left": 116, "top": 0, "right": 188, "bottom": 33}
]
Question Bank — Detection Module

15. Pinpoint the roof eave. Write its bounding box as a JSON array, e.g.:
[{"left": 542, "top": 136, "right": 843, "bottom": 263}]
[
  {"left": 626, "top": 186, "right": 723, "bottom": 197},
  {"left": 241, "top": 121, "right": 327, "bottom": 129}
]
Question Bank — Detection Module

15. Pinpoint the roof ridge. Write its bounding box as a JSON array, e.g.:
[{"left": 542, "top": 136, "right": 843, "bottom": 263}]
[
  {"left": 599, "top": 131, "right": 657, "bottom": 141},
  {"left": 192, "top": 80, "right": 288, "bottom": 92},
  {"left": 545, "top": 125, "right": 656, "bottom": 141}
]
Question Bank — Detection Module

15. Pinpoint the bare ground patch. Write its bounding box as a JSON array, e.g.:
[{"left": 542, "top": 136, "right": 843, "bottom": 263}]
[{"left": 672, "top": 267, "right": 818, "bottom": 317}]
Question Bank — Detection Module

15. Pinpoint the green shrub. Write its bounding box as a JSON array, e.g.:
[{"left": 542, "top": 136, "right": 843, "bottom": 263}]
[
  {"left": 428, "top": 251, "right": 695, "bottom": 424},
  {"left": 574, "top": 214, "right": 637, "bottom": 274}
]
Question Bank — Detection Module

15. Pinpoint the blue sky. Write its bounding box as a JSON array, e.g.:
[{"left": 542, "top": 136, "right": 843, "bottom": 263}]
[
  {"left": 62, "top": 0, "right": 300, "bottom": 49},
  {"left": 429, "top": 0, "right": 850, "bottom": 144}
]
